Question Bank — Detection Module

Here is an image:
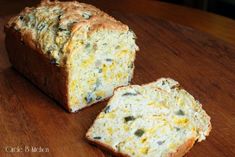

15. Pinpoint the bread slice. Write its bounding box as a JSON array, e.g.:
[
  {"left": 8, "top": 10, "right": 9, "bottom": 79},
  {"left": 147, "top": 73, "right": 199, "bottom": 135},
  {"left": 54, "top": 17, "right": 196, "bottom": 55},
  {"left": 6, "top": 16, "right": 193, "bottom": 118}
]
[
  {"left": 5, "top": 0, "right": 138, "bottom": 112},
  {"left": 86, "top": 78, "right": 211, "bottom": 157}
]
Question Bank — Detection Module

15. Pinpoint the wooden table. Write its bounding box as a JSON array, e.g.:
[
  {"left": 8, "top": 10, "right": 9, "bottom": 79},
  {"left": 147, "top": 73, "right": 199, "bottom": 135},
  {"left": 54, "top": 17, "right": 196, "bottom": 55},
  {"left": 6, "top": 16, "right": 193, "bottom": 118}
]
[{"left": 0, "top": 0, "right": 235, "bottom": 157}]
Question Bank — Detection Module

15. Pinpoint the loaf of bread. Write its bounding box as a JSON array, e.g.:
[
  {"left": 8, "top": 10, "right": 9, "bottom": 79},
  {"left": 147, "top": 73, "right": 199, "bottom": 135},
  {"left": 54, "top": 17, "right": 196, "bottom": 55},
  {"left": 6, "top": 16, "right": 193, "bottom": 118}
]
[
  {"left": 86, "top": 78, "right": 211, "bottom": 157},
  {"left": 4, "top": 0, "right": 139, "bottom": 112}
]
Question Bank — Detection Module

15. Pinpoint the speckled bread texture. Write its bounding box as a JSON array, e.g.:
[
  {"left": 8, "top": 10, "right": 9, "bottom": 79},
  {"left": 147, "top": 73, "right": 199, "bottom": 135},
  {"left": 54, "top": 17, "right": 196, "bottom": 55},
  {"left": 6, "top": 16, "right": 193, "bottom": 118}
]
[
  {"left": 86, "top": 78, "right": 212, "bottom": 157},
  {"left": 4, "top": 0, "right": 138, "bottom": 112}
]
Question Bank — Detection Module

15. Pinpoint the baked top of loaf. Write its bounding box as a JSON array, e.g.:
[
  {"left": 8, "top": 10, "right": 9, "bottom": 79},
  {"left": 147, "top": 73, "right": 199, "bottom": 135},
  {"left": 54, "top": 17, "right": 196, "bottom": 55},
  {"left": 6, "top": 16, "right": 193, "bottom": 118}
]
[
  {"left": 86, "top": 78, "right": 211, "bottom": 157},
  {"left": 6, "top": 0, "right": 137, "bottom": 66}
]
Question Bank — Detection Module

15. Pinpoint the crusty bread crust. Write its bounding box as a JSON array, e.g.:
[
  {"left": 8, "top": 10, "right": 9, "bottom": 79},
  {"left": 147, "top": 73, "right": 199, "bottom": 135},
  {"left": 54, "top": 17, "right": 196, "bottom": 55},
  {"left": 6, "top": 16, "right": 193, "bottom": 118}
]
[
  {"left": 86, "top": 136, "right": 130, "bottom": 157},
  {"left": 86, "top": 133, "right": 196, "bottom": 157},
  {"left": 5, "top": 0, "right": 130, "bottom": 65},
  {"left": 5, "top": 26, "right": 70, "bottom": 112},
  {"left": 166, "top": 137, "right": 195, "bottom": 157}
]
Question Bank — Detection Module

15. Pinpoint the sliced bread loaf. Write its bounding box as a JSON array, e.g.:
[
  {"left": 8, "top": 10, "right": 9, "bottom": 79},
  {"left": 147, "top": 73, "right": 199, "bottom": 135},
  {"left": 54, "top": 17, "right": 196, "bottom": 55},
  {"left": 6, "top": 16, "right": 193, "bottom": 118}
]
[{"left": 86, "top": 78, "right": 211, "bottom": 157}]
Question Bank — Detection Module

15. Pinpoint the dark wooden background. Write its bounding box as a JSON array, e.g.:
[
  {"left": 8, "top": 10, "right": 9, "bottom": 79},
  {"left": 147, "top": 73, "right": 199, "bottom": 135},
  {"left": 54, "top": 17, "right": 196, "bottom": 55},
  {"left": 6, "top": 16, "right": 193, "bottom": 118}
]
[{"left": 0, "top": 0, "right": 235, "bottom": 157}]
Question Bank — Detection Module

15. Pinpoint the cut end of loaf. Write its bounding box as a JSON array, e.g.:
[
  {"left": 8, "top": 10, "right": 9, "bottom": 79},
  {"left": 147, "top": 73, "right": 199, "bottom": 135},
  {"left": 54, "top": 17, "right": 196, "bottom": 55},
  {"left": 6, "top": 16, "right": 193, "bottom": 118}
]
[
  {"left": 86, "top": 78, "right": 211, "bottom": 157},
  {"left": 67, "top": 29, "right": 138, "bottom": 112}
]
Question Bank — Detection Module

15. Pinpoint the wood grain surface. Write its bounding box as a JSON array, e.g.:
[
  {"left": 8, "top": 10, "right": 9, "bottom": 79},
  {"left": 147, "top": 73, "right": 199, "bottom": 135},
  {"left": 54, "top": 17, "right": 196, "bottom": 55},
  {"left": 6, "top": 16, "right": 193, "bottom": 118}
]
[{"left": 0, "top": 1, "right": 235, "bottom": 157}]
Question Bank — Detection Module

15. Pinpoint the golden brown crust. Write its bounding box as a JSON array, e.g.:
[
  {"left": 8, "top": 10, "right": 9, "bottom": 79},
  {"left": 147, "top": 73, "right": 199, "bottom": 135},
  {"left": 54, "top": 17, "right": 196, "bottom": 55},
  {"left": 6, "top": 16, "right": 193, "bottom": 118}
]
[
  {"left": 166, "top": 138, "right": 196, "bottom": 157},
  {"left": 37, "top": 0, "right": 128, "bottom": 32},
  {"left": 86, "top": 134, "right": 196, "bottom": 157},
  {"left": 86, "top": 136, "right": 130, "bottom": 157},
  {"left": 5, "top": 26, "right": 70, "bottom": 112},
  {"left": 5, "top": 0, "right": 130, "bottom": 66},
  {"left": 8, "top": 0, "right": 128, "bottom": 33},
  {"left": 206, "top": 122, "right": 212, "bottom": 136}
]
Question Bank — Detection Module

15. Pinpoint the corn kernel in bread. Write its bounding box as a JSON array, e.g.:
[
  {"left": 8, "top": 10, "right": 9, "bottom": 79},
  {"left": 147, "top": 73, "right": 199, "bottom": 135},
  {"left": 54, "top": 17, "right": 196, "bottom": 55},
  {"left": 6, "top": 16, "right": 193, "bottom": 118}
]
[
  {"left": 5, "top": 0, "right": 138, "bottom": 112},
  {"left": 86, "top": 78, "right": 211, "bottom": 157}
]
